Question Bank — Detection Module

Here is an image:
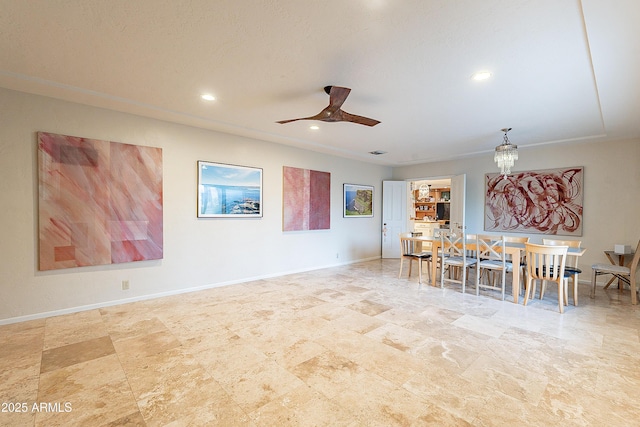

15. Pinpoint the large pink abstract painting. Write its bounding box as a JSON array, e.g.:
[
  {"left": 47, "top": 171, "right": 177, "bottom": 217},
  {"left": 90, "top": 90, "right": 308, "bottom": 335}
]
[
  {"left": 485, "top": 167, "right": 583, "bottom": 236},
  {"left": 38, "top": 132, "right": 163, "bottom": 270},
  {"left": 283, "top": 166, "right": 330, "bottom": 231}
]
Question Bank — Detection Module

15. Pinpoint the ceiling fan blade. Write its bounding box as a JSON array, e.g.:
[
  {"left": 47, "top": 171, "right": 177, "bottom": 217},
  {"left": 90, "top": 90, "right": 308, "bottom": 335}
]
[
  {"left": 326, "top": 86, "right": 351, "bottom": 112},
  {"left": 276, "top": 118, "right": 305, "bottom": 124},
  {"left": 276, "top": 111, "right": 327, "bottom": 124},
  {"left": 340, "top": 111, "right": 381, "bottom": 127}
]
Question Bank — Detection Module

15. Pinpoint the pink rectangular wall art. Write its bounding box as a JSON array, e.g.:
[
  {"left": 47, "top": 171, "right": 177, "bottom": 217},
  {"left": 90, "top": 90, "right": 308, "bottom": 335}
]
[
  {"left": 283, "top": 166, "right": 330, "bottom": 231},
  {"left": 485, "top": 167, "right": 584, "bottom": 236},
  {"left": 38, "top": 132, "right": 163, "bottom": 270}
]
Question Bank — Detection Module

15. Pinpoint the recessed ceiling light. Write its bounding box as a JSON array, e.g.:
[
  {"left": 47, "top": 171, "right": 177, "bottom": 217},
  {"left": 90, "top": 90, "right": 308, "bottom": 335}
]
[
  {"left": 309, "top": 125, "right": 320, "bottom": 130},
  {"left": 201, "top": 94, "right": 216, "bottom": 101},
  {"left": 471, "top": 71, "right": 492, "bottom": 81},
  {"left": 369, "top": 150, "right": 387, "bottom": 155}
]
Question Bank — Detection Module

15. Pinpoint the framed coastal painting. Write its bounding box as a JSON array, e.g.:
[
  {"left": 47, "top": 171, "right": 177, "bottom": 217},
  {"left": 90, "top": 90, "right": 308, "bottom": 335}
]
[
  {"left": 198, "top": 161, "right": 263, "bottom": 218},
  {"left": 484, "top": 166, "right": 584, "bottom": 235},
  {"left": 343, "top": 184, "right": 373, "bottom": 217}
]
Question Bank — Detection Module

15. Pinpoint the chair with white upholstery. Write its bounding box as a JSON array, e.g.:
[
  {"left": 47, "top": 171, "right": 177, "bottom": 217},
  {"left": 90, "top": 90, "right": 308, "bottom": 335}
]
[
  {"left": 591, "top": 239, "right": 640, "bottom": 305},
  {"left": 523, "top": 243, "right": 569, "bottom": 313}
]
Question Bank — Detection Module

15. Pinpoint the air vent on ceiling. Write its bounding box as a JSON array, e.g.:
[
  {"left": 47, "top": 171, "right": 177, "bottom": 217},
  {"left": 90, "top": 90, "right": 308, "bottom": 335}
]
[{"left": 369, "top": 150, "right": 387, "bottom": 155}]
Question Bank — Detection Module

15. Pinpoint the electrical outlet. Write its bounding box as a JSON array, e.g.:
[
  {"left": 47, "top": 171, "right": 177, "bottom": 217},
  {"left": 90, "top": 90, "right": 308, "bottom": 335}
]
[{"left": 122, "top": 280, "right": 130, "bottom": 290}]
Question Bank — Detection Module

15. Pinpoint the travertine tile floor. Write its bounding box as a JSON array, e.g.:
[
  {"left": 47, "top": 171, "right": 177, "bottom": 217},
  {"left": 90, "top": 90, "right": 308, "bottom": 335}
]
[{"left": 1, "top": 259, "right": 640, "bottom": 426}]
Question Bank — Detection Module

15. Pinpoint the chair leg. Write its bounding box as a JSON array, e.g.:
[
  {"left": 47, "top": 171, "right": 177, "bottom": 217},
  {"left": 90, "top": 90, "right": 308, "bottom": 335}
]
[
  {"left": 573, "top": 274, "right": 578, "bottom": 306},
  {"left": 590, "top": 269, "right": 597, "bottom": 299},
  {"left": 557, "top": 279, "right": 564, "bottom": 313},
  {"left": 523, "top": 278, "right": 532, "bottom": 306},
  {"left": 530, "top": 280, "right": 538, "bottom": 302},
  {"left": 631, "top": 271, "right": 637, "bottom": 305},
  {"left": 461, "top": 266, "right": 466, "bottom": 294},
  {"left": 398, "top": 258, "right": 404, "bottom": 279}
]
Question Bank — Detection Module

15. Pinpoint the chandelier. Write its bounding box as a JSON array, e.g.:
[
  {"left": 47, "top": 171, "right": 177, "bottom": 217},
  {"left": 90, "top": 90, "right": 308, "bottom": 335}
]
[{"left": 494, "top": 127, "right": 518, "bottom": 178}]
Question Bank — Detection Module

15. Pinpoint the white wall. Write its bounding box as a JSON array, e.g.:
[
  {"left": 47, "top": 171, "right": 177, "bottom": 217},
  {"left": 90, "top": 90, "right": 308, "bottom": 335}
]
[
  {"left": 0, "top": 88, "right": 391, "bottom": 323},
  {"left": 392, "top": 138, "right": 640, "bottom": 276}
]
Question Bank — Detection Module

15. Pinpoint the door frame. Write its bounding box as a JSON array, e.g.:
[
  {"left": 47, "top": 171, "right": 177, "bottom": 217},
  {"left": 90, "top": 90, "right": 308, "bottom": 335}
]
[{"left": 404, "top": 174, "right": 463, "bottom": 232}]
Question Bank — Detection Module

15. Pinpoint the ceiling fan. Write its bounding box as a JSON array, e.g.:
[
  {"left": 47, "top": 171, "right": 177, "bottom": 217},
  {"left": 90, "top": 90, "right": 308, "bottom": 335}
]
[{"left": 276, "top": 86, "right": 380, "bottom": 127}]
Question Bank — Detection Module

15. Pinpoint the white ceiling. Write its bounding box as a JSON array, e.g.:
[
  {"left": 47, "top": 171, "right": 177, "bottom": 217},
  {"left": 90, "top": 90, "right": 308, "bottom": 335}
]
[{"left": 1, "top": 0, "right": 639, "bottom": 166}]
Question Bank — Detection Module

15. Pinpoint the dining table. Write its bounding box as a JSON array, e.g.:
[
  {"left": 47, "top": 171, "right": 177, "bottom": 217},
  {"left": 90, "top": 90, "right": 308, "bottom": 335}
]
[{"left": 407, "top": 236, "right": 586, "bottom": 304}]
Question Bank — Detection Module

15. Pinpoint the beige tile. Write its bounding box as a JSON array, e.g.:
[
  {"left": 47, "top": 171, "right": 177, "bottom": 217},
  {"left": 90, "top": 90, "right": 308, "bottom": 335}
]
[
  {"left": 290, "top": 350, "right": 364, "bottom": 399},
  {"left": 112, "top": 329, "right": 181, "bottom": 361},
  {"left": 136, "top": 372, "right": 239, "bottom": 426},
  {"left": 322, "top": 305, "right": 387, "bottom": 334},
  {"left": 43, "top": 310, "right": 108, "bottom": 350},
  {"left": 347, "top": 299, "right": 392, "bottom": 316},
  {"left": 0, "top": 325, "right": 45, "bottom": 402},
  {"left": 196, "top": 334, "right": 268, "bottom": 378},
  {"left": 215, "top": 359, "right": 306, "bottom": 413},
  {"left": 461, "top": 354, "right": 549, "bottom": 405},
  {"left": 337, "top": 370, "right": 432, "bottom": 425},
  {"left": 265, "top": 338, "right": 326, "bottom": 370},
  {"left": 36, "top": 354, "right": 138, "bottom": 427},
  {"left": 364, "top": 322, "right": 427, "bottom": 352},
  {"left": 40, "top": 335, "right": 115, "bottom": 373},
  {"left": 249, "top": 384, "right": 354, "bottom": 426}
]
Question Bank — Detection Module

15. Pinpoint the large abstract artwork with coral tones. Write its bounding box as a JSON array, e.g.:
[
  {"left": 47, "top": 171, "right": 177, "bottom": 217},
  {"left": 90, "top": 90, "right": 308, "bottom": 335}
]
[
  {"left": 485, "top": 167, "right": 583, "bottom": 236},
  {"left": 283, "top": 166, "right": 330, "bottom": 231},
  {"left": 38, "top": 132, "right": 163, "bottom": 270}
]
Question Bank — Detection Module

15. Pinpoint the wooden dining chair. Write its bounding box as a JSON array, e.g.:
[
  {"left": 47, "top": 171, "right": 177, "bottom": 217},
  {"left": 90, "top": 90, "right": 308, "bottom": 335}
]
[
  {"left": 542, "top": 238, "right": 582, "bottom": 306},
  {"left": 439, "top": 228, "right": 477, "bottom": 293},
  {"left": 523, "top": 243, "right": 569, "bottom": 313},
  {"left": 399, "top": 233, "right": 432, "bottom": 284},
  {"left": 591, "top": 239, "right": 640, "bottom": 305},
  {"left": 475, "top": 234, "right": 510, "bottom": 300}
]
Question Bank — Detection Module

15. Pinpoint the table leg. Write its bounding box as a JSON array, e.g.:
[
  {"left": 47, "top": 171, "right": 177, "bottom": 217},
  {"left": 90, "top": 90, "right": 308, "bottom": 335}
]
[
  {"left": 430, "top": 241, "right": 439, "bottom": 286},
  {"left": 511, "top": 249, "right": 520, "bottom": 304}
]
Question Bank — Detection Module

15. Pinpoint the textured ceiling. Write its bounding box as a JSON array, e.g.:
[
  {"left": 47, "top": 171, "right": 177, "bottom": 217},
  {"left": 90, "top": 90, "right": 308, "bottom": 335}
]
[{"left": 1, "top": 0, "right": 639, "bottom": 166}]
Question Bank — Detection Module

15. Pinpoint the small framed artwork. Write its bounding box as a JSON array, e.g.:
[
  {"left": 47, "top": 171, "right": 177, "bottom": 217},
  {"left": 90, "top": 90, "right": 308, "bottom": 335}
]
[
  {"left": 198, "top": 161, "right": 262, "bottom": 218},
  {"left": 343, "top": 184, "right": 374, "bottom": 217}
]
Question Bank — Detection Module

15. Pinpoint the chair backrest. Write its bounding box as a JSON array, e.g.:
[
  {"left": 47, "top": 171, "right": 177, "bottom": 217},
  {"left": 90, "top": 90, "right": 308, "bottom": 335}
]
[
  {"left": 399, "top": 233, "right": 413, "bottom": 257},
  {"left": 525, "top": 243, "right": 568, "bottom": 281},
  {"left": 439, "top": 228, "right": 464, "bottom": 257},
  {"left": 542, "top": 239, "right": 581, "bottom": 248},
  {"left": 504, "top": 236, "right": 530, "bottom": 243},
  {"left": 477, "top": 234, "right": 506, "bottom": 264}
]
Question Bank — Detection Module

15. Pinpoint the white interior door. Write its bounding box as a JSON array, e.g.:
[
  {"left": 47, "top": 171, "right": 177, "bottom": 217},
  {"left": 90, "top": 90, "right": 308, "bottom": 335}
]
[
  {"left": 450, "top": 174, "right": 466, "bottom": 232},
  {"left": 382, "top": 180, "right": 407, "bottom": 258}
]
